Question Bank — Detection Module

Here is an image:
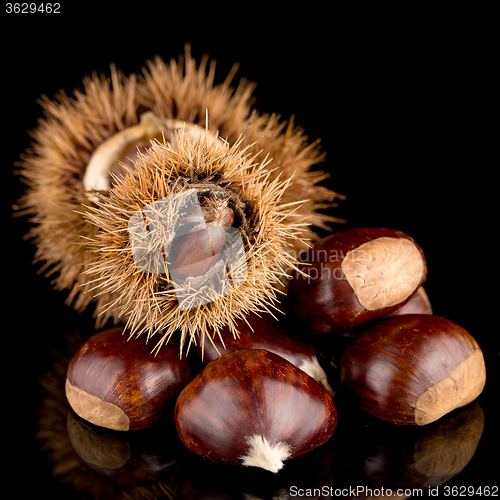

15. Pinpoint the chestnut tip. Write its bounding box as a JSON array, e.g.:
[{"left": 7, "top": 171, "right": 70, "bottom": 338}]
[{"left": 240, "top": 435, "right": 292, "bottom": 473}]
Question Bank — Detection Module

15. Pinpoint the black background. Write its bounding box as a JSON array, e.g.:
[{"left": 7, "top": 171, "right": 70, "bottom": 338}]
[{"left": 3, "top": 5, "right": 498, "bottom": 499}]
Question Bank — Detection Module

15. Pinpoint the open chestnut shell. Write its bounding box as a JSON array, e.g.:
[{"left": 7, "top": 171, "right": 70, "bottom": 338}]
[
  {"left": 288, "top": 227, "right": 427, "bottom": 334},
  {"left": 340, "top": 315, "right": 486, "bottom": 425},
  {"left": 175, "top": 349, "right": 337, "bottom": 473},
  {"left": 66, "top": 327, "right": 192, "bottom": 431}
]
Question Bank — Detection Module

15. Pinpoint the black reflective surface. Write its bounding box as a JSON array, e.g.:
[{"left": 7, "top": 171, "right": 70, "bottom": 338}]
[
  {"left": 26, "top": 330, "right": 496, "bottom": 500},
  {"left": 5, "top": 20, "right": 498, "bottom": 499}
]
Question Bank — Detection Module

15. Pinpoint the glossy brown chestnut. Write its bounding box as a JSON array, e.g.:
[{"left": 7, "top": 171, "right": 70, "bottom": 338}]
[
  {"left": 195, "top": 311, "right": 333, "bottom": 394},
  {"left": 388, "top": 286, "right": 432, "bottom": 316},
  {"left": 288, "top": 228, "right": 427, "bottom": 334},
  {"left": 66, "top": 327, "right": 192, "bottom": 431},
  {"left": 175, "top": 349, "right": 337, "bottom": 473},
  {"left": 170, "top": 197, "right": 234, "bottom": 279},
  {"left": 340, "top": 315, "right": 486, "bottom": 425}
]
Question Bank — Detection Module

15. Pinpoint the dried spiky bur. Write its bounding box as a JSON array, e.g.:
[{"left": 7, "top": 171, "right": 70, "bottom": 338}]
[
  {"left": 14, "top": 47, "right": 256, "bottom": 325},
  {"left": 82, "top": 111, "right": 224, "bottom": 200},
  {"left": 15, "top": 45, "right": 342, "bottom": 336},
  {"left": 136, "top": 48, "right": 345, "bottom": 252},
  {"left": 14, "top": 65, "right": 140, "bottom": 316},
  {"left": 84, "top": 131, "right": 310, "bottom": 351}
]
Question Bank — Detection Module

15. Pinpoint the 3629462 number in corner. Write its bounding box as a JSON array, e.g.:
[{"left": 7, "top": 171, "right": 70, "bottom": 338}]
[{"left": 5, "top": 3, "right": 61, "bottom": 14}]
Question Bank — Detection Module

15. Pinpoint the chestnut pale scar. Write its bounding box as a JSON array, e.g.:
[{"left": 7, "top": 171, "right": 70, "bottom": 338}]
[
  {"left": 65, "top": 379, "right": 130, "bottom": 431},
  {"left": 341, "top": 236, "right": 425, "bottom": 310},
  {"left": 414, "top": 349, "right": 486, "bottom": 426}
]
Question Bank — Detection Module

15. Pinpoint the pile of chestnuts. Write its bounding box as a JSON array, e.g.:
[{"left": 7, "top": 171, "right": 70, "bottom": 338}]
[{"left": 65, "top": 226, "right": 486, "bottom": 474}]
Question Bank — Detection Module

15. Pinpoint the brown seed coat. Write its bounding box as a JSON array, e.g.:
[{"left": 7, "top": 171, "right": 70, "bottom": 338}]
[
  {"left": 340, "top": 315, "right": 486, "bottom": 425},
  {"left": 66, "top": 327, "right": 191, "bottom": 431},
  {"left": 175, "top": 349, "right": 337, "bottom": 469},
  {"left": 289, "top": 228, "right": 428, "bottom": 334}
]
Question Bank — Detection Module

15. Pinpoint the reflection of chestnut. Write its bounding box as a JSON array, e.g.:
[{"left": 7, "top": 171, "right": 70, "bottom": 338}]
[
  {"left": 288, "top": 228, "right": 427, "bottom": 334},
  {"left": 361, "top": 403, "right": 485, "bottom": 490},
  {"left": 196, "top": 311, "right": 333, "bottom": 394},
  {"left": 175, "top": 430, "right": 340, "bottom": 499},
  {"left": 340, "top": 315, "right": 486, "bottom": 425},
  {"left": 66, "top": 410, "right": 178, "bottom": 487},
  {"left": 175, "top": 349, "right": 337, "bottom": 473},
  {"left": 66, "top": 327, "right": 192, "bottom": 431}
]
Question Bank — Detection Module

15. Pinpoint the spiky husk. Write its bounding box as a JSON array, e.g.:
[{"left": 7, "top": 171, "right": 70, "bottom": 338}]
[
  {"left": 15, "top": 65, "right": 140, "bottom": 319},
  {"left": 84, "top": 134, "right": 309, "bottom": 352},
  {"left": 15, "top": 46, "right": 343, "bottom": 342},
  {"left": 15, "top": 46, "right": 255, "bottom": 326}
]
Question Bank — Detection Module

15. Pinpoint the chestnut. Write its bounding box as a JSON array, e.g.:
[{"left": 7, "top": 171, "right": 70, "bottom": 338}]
[
  {"left": 65, "top": 327, "right": 192, "bottom": 431},
  {"left": 388, "top": 286, "right": 432, "bottom": 316},
  {"left": 170, "top": 196, "right": 235, "bottom": 279},
  {"left": 288, "top": 228, "right": 427, "bottom": 334},
  {"left": 175, "top": 349, "right": 337, "bottom": 473},
  {"left": 195, "top": 311, "right": 333, "bottom": 394},
  {"left": 340, "top": 315, "right": 486, "bottom": 425}
]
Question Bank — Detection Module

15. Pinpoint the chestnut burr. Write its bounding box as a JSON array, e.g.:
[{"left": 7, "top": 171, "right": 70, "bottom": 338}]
[
  {"left": 195, "top": 311, "right": 333, "bottom": 394},
  {"left": 340, "top": 315, "right": 486, "bottom": 425},
  {"left": 175, "top": 349, "right": 337, "bottom": 473},
  {"left": 66, "top": 327, "right": 192, "bottom": 431},
  {"left": 288, "top": 227, "right": 427, "bottom": 334}
]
